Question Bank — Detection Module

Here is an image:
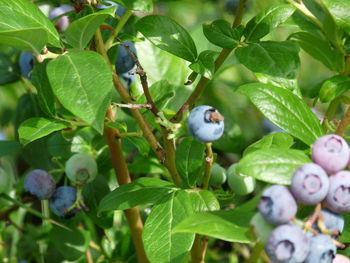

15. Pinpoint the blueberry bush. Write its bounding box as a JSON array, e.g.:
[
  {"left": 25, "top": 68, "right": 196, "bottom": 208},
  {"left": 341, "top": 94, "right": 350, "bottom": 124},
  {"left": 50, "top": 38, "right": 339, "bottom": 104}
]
[{"left": 1, "top": 0, "right": 350, "bottom": 262}]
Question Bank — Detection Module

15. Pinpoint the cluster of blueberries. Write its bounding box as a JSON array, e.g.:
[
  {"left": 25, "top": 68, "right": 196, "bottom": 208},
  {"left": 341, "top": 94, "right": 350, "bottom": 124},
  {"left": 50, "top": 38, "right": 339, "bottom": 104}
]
[
  {"left": 258, "top": 134, "right": 350, "bottom": 263},
  {"left": 24, "top": 153, "right": 97, "bottom": 218},
  {"left": 18, "top": 1, "right": 136, "bottom": 87}
]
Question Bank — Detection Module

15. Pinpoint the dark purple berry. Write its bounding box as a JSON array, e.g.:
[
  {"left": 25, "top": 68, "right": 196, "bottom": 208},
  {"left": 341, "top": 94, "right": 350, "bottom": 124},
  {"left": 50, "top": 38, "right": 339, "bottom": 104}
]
[
  {"left": 325, "top": 171, "right": 350, "bottom": 213},
  {"left": 24, "top": 169, "right": 56, "bottom": 200},
  {"left": 116, "top": 41, "right": 137, "bottom": 74},
  {"left": 291, "top": 163, "right": 329, "bottom": 205},
  {"left": 258, "top": 185, "right": 297, "bottom": 225},
  {"left": 266, "top": 224, "right": 309, "bottom": 263},
  {"left": 304, "top": 234, "right": 336, "bottom": 263},
  {"left": 187, "top": 105, "right": 225, "bottom": 143},
  {"left": 49, "top": 186, "right": 77, "bottom": 218},
  {"left": 312, "top": 134, "right": 349, "bottom": 174}
]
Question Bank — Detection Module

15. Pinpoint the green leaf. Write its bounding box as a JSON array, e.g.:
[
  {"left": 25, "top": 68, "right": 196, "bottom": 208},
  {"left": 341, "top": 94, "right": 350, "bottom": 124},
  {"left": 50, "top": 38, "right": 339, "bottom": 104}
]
[
  {"left": 136, "top": 15, "right": 197, "bottom": 62},
  {"left": 237, "top": 148, "right": 310, "bottom": 185},
  {"left": 319, "top": 75, "right": 350, "bottom": 103},
  {"left": 187, "top": 190, "right": 220, "bottom": 212},
  {"left": 244, "top": 4, "right": 295, "bottom": 42},
  {"left": 202, "top": 19, "right": 240, "bottom": 48},
  {"left": 113, "top": 0, "right": 153, "bottom": 12},
  {"left": 143, "top": 191, "right": 195, "bottom": 263},
  {"left": 236, "top": 41, "right": 300, "bottom": 79},
  {"left": 50, "top": 226, "right": 91, "bottom": 261},
  {"left": 289, "top": 31, "right": 344, "bottom": 72},
  {"left": 173, "top": 209, "right": 254, "bottom": 243},
  {"left": 254, "top": 73, "right": 300, "bottom": 97},
  {"left": 0, "top": 141, "right": 21, "bottom": 157},
  {"left": 18, "top": 117, "right": 68, "bottom": 145},
  {"left": 189, "top": 50, "right": 219, "bottom": 79},
  {"left": 31, "top": 60, "right": 56, "bottom": 117},
  {"left": 65, "top": 7, "right": 116, "bottom": 49},
  {"left": 98, "top": 177, "right": 178, "bottom": 213},
  {"left": 126, "top": 136, "right": 151, "bottom": 156},
  {"left": 47, "top": 51, "right": 113, "bottom": 133},
  {"left": 238, "top": 83, "right": 324, "bottom": 145},
  {"left": 323, "top": 0, "right": 350, "bottom": 34},
  {"left": 0, "top": 28, "right": 48, "bottom": 53},
  {"left": 243, "top": 132, "right": 294, "bottom": 156},
  {"left": 176, "top": 137, "right": 205, "bottom": 187},
  {"left": 0, "top": 0, "right": 60, "bottom": 48},
  {"left": 83, "top": 176, "right": 114, "bottom": 229}
]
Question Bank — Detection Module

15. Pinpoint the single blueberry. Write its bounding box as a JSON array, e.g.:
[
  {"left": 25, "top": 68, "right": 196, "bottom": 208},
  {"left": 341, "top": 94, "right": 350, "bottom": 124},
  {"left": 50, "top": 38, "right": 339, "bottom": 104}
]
[
  {"left": 333, "top": 254, "right": 350, "bottom": 263},
  {"left": 121, "top": 69, "right": 136, "bottom": 87},
  {"left": 96, "top": 0, "right": 126, "bottom": 17},
  {"left": 116, "top": 41, "right": 137, "bottom": 74},
  {"left": 24, "top": 169, "right": 56, "bottom": 200},
  {"left": 48, "top": 4, "right": 74, "bottom": 32},
  {"left": 266, "top": 224, "right": 310, "bottom": 263},
  {"left": 187, "top": 105, "right": 225, "bottom": 143},
  {"left": 312, "top": 134, "right": 349, "bottom": 174},
  {"left": 49, "top": 186, "right": 77, "bottom": 218},
  {"left": 304, "top": 234, "right": 336, "bottom": 263},
  {"left": 65, "top": 153, "right": 98, "bottom": 185},
  {"left": 325, "top": 171, "right": 350, "bottom": 213},
  {"left": 258, "top": 185, "right": 297, "bottom": 225},
  {"left": 291, "top": 163, "right": 329, "bottom": 205},
  {"left": 19, "top": 52, "right": 34, "bottom": 79}
]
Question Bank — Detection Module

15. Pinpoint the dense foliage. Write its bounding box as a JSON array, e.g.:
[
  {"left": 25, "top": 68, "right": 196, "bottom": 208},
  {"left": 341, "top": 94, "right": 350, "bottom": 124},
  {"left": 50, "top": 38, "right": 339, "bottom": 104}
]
[{"left": 1, "top": 0, "right": 350, "bottom": 262}]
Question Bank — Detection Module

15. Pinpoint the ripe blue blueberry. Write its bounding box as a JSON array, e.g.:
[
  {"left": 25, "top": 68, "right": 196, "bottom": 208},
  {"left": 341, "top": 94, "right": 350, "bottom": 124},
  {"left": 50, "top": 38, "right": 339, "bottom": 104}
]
[
  {"left": 291, "top": 163, "right": 329, "bottom": 205},
  {"left": 48, "top": 4, "right": 74, "bottom": 32},
  {"left": 19, "top": 52, "right": 34, "bottom": 79},
  {"left": 325, "top": 171, "right": 350, "bottom": 213},
  {"left": 116, "top": 41, "right": 137, "bottom": 74},
  {"left": 266, "top": 224, "right": 309, "bottom": 263},
  {"left": 49, "top": 186, "right": 77, "bottom": 218},
  {"left": 187, "top": 105, "right": 224, "bottom": 143},
  {"left": 65, "top": 153, "right": 98, "bottom": 185},
  {"left": 227, "top": 163, "right": 255, "bottom": 195},
  {"left": 333, "top": 254, "right": 350, "bottom": 263},
  {"left": 24, "top": 169, "right": 56, "bottom": 200},
  {"left": 209, "top": 163, "right": 227, "bottom": 187},
  {"left": 312, "top": 134, "right": 349, "bottom": 174},
  {"left": 258, "top": 185, "right": 297, "bottom": 225},
  {"left": 317, "top": 209, "right": 344, "bottom": 236},
  {"left": 304, "top": 234, "right": 336, "bottom": 263}
]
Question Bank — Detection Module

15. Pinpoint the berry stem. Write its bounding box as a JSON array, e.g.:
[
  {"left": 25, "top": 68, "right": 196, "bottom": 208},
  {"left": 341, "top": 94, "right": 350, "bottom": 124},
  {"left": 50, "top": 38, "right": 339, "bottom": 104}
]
[
  {"left": 202, "top": 143, "right": 214, "bottom": 190},
  {"left": 39, "top": 199, "right": 50, "bottom": 262},
  {"left": 171, "top": 0, "right": 249, "bottom": 123},
  {"left": 304, "top": 203, "right": 322, "bottom": 231}
]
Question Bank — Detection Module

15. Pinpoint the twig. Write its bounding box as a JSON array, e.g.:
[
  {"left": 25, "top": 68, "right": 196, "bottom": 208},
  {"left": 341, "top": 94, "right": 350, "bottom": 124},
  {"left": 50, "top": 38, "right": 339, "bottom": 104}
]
[
  {"left": 117, "top": 39, "right": 160, "bottom": 116},
  {"left": 113, "top": 103, "right": 152, "bottom": 109},
  {"left": 202, "top": 143, "right": 214, "bottom": 190}
]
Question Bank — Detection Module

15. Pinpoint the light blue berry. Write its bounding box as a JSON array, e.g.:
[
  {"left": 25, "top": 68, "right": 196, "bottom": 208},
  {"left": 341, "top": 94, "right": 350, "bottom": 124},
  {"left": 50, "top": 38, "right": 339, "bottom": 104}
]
[
  {"left": 304, "top": 234, "right": 336, "bottom": 263},
  {"left": 187, "top": 105, "right": 224, "bottom": 143},
  {"left": 49, "top": 186, "right": 77, "bottom": 218}
]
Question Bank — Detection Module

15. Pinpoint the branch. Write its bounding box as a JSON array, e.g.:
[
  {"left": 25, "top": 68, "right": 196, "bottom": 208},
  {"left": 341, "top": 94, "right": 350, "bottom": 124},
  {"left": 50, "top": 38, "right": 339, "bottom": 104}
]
[{"left": 336, "top": 106, "right": 350, "bottom": 136}]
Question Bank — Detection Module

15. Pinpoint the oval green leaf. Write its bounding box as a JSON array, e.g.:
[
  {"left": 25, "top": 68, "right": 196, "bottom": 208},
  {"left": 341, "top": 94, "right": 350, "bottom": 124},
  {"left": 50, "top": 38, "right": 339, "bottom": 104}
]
[
  {"left": 47, "top": 51, "right": 113, "bottom": 133},
  {"left": 237, "top": 148, "right": 310, "bottom": 185},
  {"left": 238, "top": 83, "right": 324, "bottom": 145},
  {"left": 136, "top": 15, "right": 197, "bottom": 62}
]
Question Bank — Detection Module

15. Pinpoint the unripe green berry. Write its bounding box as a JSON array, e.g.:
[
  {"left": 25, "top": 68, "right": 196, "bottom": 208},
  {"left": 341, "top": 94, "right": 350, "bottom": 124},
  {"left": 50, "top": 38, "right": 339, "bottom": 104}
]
[
  {"left": 227, "top": 163, "right": 255, "bottom": 195},
  {"left": 209, "top": 163, "right": 227, "bottom": 187},
  {"left": 65, "top": 153, "right": 98, "bottom": 185},
  {"left": 0, "top": 167, "right": 11, "bottom": 193}
]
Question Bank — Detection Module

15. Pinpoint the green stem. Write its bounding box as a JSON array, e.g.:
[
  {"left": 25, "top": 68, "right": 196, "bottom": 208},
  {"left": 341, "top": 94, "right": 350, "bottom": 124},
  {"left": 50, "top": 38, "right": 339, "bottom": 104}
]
[
  {"left": 39, "top": 200, "right": 50, "bottom": 263},
  {"left": 202, "top": 143, "right": 214, "bottom": 190},
  {"left": 322, "top": 96, "right": 341, "bottom": 131},
  {"left": 105, "top": 9, "right": 133, "bottom": 50}
]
